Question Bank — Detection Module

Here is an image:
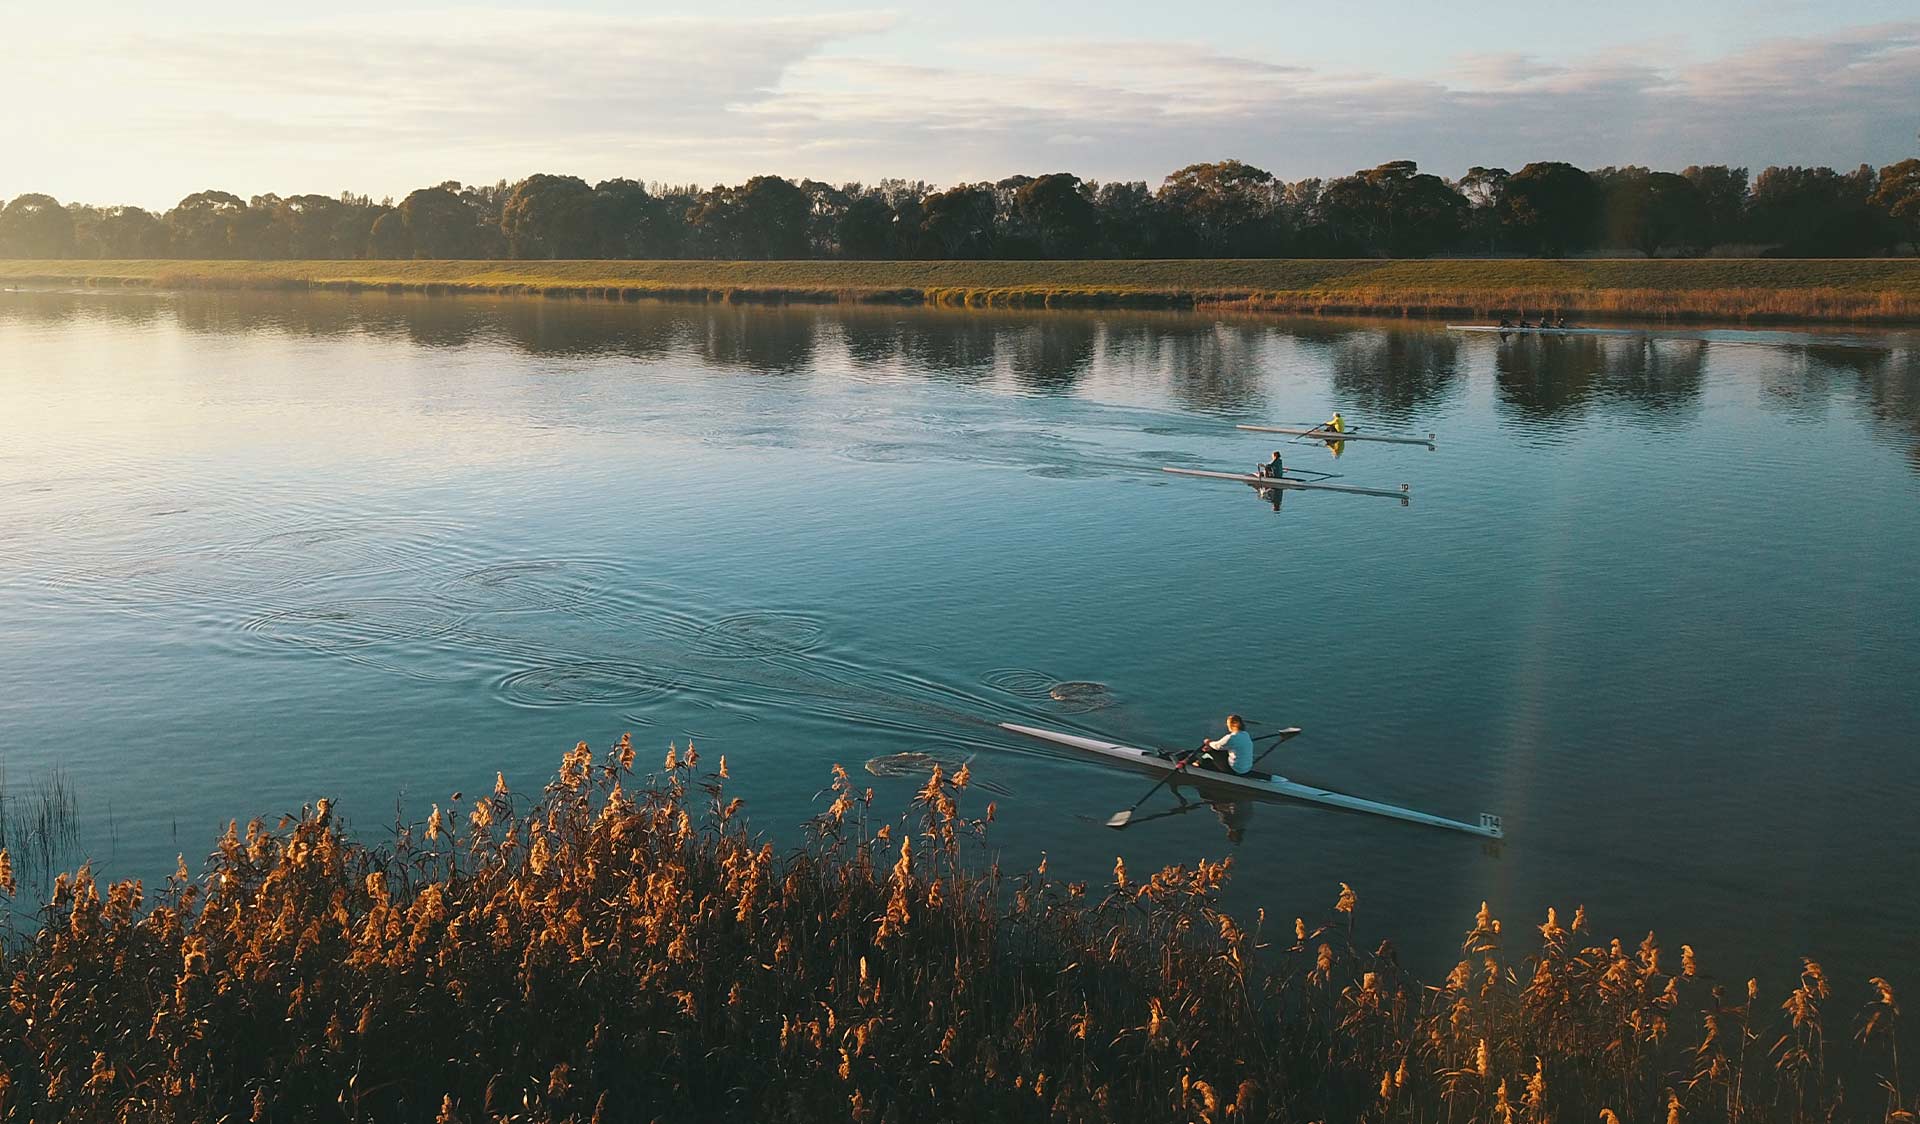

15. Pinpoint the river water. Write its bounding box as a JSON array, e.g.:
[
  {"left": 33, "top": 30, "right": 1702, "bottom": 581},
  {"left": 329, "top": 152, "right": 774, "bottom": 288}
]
[{"left": 2, "top": 288, "right": 1915, "bottom": 987}]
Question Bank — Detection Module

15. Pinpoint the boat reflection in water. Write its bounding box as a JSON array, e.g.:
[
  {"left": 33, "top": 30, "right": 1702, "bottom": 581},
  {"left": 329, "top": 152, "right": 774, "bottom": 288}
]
[{"left": 1119, "top": 787, "right": 1254, "bottom": 843}]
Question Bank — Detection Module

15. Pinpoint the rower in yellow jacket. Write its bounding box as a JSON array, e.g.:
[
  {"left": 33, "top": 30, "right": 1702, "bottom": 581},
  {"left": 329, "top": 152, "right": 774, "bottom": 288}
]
[{"left": 1319, "top": 411, "right": 1347, "bottom": 457}]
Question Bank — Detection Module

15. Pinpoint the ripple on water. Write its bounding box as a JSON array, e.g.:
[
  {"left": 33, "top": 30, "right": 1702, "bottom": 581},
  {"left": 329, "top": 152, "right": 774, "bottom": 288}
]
[
  {"left": 692, "top": 611, "right": 826, "bottom": 660},
  {"left": 235, "top": 597, "right": 468, "bottom": 653},
  {"left": 432, "top": 558, "right": 629, "bottom": 614},
  {"left": 696, "top": 424, "right": 798, "bottom": 449},
  {"left": 1048, "top": 680, "right": 1116, "bottom": 712},
  {"left": 43, "top": 545, "right": 300, "bottom": 611},
  {"left": 244, "top": 515, "right": 468, "bottom": 578},
  {"left": 839, "top": 441, "right": 919, "bottom": 464},
  {"left": 865, "top": 748, "right": 1014, "bottom": 796},
  {"left": 982, "top": 668, "right": 1115, "bottom": 713},
  {"left": 436, "top": 574, "right": 709, "bottom": 660},
  {"left": 980, "top": 667, "right": 1059, "bottom": 700},
  {"left": 495, "top": 658, "right": 681, "bottom": 709}
]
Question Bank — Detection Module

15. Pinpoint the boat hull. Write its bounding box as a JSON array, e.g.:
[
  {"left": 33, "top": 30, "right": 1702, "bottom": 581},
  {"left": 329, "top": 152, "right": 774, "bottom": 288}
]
[
  {"left": 999, "top": 723, "right": 1503, "bottom": 838},
  {"left": 1445, "top": 325, "right": 1630, "bottom": 336},
  {"left": 1161, "top": 466, "right": 1410, "bottom": 502},
  {"left": 1237, "top": 424, "right": 1435, "bottom": 447}
]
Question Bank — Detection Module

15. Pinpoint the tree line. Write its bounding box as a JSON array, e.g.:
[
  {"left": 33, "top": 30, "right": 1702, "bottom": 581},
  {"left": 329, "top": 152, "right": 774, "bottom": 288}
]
[{"left": 4, "top": 158, "right": 1918, "bottom": 262}]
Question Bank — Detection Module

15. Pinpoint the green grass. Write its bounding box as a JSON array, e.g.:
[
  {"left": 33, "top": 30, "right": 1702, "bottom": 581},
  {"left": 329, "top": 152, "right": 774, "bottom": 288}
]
[{"left": 5, "top": 257, "right": 1919, "bottom": 322}]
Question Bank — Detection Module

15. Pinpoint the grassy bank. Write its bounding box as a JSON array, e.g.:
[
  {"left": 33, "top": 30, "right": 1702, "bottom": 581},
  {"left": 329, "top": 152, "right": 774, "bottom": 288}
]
[
  {"left": 5, "top": 257, "right": 1920, "bottom": 324},
  {"left": 0, "top": 740, "right": 1908, "bottom": 1123}
]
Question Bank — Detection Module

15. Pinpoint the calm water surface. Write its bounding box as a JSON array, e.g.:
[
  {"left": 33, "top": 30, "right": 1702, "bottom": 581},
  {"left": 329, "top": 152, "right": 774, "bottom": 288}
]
[{"left": 2, "top": 289, "right": 1916, "bottom": 986}]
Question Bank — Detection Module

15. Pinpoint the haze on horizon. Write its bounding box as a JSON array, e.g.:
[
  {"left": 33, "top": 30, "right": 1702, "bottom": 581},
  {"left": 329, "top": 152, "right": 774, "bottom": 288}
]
[{"left": 3, "top": 0, "right": 1916, "bottom": 208}]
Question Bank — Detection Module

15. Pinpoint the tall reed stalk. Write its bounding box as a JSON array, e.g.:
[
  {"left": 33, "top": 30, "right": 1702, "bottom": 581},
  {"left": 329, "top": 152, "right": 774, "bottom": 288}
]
[{"left": 0, "top": 739, "right": 1909, "bottom": 1123}]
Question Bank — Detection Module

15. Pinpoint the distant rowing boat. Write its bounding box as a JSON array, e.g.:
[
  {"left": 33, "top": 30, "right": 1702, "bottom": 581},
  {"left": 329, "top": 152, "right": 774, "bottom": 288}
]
[
  {"left": 999, "top": 723, "right": 1503, "bottom": 838},
  {"left": 1446, "top": 325, "right": 1643, "bottom": 337},
  {"left": 1237, "top": 424, "right": 1436, "bottom": 448},
  {"left": 1162, "top": 466, "right": 1410, "bottom": 502}
]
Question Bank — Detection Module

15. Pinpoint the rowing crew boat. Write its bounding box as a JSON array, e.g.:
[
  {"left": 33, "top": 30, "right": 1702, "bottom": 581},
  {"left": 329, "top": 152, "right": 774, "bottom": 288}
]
[
  {"left": 1446, "top": 325, "right": 1638, "bottom": 337},
  {"left": 1237, "top": 424, "right": 1436, "bottom": 448},
  {"left": 1162, "top": 466, "right": 1410, "bottom": 502},
  {"left": 999, "top": 723, "right": 1503, "bottom": 838}
]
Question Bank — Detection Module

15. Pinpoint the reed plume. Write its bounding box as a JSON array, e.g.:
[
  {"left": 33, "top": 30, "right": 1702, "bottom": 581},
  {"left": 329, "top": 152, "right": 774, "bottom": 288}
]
[{"left": 0, "top": 740, "right": 1909, "bottom": 1123}]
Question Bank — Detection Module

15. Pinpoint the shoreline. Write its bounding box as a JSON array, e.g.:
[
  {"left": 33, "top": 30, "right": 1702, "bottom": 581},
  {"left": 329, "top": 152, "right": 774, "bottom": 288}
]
[{"left": 6, "top": 256, "right": 1920, "bottom": 325}]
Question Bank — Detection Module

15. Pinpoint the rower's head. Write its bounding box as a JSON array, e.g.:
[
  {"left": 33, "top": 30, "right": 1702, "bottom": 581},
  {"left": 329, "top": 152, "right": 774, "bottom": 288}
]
[{"left": 1225, "top": 714, "right": 1244, "bottom": 732}]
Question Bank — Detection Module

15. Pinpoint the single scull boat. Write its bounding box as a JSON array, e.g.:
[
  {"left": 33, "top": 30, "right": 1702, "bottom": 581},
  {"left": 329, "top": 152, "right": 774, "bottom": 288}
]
[
  {"left": 1162, "top": 466, "right": 1410, "bottom": 502},
  {"left": 1237, "top": 424, "right": 1436, "bottom": 448},
  {"left": 1000, "top": 723, "right": 1502, "bottom": 838}
]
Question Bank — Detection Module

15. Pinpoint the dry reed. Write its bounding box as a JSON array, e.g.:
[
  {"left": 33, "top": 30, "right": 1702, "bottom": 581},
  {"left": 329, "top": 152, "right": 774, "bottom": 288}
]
[
  {"left": 4, "top": 258, "right": 1918, "bottom": 325},
  {"left": 0, "top": 739, "right": 1908, "bottom": 1122}
]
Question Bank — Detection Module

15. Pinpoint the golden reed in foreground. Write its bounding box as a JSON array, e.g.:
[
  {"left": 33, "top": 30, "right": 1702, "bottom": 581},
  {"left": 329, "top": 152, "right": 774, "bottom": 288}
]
[{"left": 0, "top": 740, "right": 1909, "bottom": 1122}]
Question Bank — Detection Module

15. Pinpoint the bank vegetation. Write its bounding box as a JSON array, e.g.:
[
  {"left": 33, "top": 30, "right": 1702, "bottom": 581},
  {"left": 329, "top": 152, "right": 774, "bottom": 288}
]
[
  {"left": 0, "top": 740, "right": 1909, "bottom": 1122},
  {"left": 6, "top": 256, "right": 1920, "bottom": 324}
]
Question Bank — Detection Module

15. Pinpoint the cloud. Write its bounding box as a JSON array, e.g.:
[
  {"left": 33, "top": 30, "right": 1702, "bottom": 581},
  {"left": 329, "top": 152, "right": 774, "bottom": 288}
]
[
  {"left": 0, "top": 10, "right": 898, "bottom": 203},
  {"left": 2, "top": 11, "right": 1915, "bottom": 207},
  {"left": 752, "top": 23, "right": 1920, "bottom": 182}
]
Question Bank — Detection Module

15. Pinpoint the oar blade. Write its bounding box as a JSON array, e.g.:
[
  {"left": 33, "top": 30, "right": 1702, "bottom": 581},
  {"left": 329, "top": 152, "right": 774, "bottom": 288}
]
[{"left": 1105, "top": 810, "right": 1135, "bottom": 829}]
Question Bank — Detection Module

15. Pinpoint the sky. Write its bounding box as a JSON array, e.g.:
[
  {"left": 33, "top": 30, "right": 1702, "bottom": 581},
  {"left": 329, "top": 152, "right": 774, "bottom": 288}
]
[{"left": 2, "top": 0, "right": 1916, "bottom": 208}]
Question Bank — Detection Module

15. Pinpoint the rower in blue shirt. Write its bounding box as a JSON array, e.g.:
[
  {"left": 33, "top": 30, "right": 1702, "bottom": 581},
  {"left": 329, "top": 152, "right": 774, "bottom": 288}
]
[{"left": 1188, "top": 714, "right": 1254, "bottom": 775}]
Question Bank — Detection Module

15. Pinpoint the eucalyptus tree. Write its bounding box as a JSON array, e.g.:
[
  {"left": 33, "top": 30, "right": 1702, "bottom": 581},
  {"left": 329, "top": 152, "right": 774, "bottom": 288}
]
[
  {"left": 687, "top": 176, "right": 811, "bottom": 259},
  {"left": 0, "top": 194, "right": 76, "bottom": 257},
  {"left": 916, "top": 184, "right": 997, "bottom": 259},
  {"left": 1013, "top": 173, "right": 1100, "bottom": 259},
  {"left": 1596, "top": 168, "right": 1708, "bottom": 256},
  {"left": 1502, "top": 162, "right": 1600, "bottom": 256},
  {"left": 69, "top": 205, "right": 168, "bottom": 258},
  {"left": 163, "top": 190, "right": 249, "bottom": 258},
  {"left": 836, "top": 193, "right": 896, "bottom": 260},
  {"left": 1748, "top": 164, "right": 1886, "bottom": 256},
  {"left": 1872, "top": 159, "right": 1920, "bottom": 254},
  {"left": 502, "top": 174, "right": 597, "bottom": 259},
  {"left": 1155, "top": 160, "right": 1285, "bottom": 256},
  {"left": 1679, "top": 165, "right": 1750, "bottom": 249}
]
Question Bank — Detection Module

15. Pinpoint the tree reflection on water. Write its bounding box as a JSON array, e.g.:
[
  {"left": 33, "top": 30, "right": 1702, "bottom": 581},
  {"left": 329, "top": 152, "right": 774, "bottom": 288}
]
[{"left": 3, "top": 288, "right": 1912, "bottom": 463}]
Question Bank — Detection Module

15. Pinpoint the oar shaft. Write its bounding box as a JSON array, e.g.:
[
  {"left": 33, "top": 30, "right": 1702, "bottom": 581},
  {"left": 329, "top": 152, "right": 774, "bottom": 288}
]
[
  {"left": 1250, "top": 727, "right": 1305, "bottom": 769},
  {"left": 1111, "top": 726, "right": 1300, "bottom": 827},
  {"left": 1124, "top": 748, "right": 1198, "bottom": 812}
]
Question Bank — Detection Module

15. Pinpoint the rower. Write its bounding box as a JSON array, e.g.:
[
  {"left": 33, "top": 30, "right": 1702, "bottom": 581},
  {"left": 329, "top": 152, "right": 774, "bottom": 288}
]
[
  {"left": 1188, "top": 714, "right": 1254, "bottom": 775},
  {"left": 1498, "top": 318, "right": 1513, "bottom": 329},
  {"left": 1324, "top": 411, "right": 1346, "bottom": 434},
  {"left": 1257, "top": 450, "right": 1284, "bottom": 478}
]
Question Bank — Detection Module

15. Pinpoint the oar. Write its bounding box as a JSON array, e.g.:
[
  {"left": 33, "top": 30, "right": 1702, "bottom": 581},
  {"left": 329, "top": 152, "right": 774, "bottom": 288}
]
[
  {"left": 1105, "top": 743, "right": 1203, "bottom": 828},
  {"left": 1249, "top": 726, "right": 1306, "bottom": 769},
  {"left": 1106, "top": 728, "right": 1297, "bottom": 829}
]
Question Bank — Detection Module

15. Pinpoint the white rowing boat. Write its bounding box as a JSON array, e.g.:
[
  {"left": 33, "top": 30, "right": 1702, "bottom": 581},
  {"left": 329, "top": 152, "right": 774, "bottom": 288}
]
[
  {"left": 1000, "top": 723, "right": 1503, "bottom": 838},
  {"left": 1162, "top": 466, "right": 1410, "bottom": 502},
  {"left": 1237, "top": 424, "right": 1436, "bottom": 448}
]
